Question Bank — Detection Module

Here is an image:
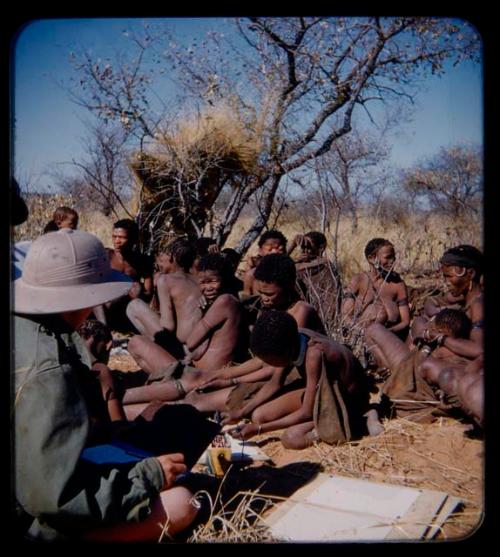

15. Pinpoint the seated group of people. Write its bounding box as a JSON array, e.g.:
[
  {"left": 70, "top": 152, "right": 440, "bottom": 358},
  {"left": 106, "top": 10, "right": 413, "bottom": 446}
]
[
  {"left": 11, "top": 184, "right": 484, "bottom": 542},
  {"left": 86, "top": 224, "right": 484, "bottom": 441}
]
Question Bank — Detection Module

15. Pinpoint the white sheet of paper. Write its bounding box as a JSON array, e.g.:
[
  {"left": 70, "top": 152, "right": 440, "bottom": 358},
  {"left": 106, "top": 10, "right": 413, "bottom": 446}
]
[{"left": 267, "top": 474, "right": 450, "bottom": 542}]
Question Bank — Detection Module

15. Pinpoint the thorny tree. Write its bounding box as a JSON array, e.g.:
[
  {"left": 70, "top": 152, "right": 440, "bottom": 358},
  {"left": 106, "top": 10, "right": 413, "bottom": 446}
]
[
  {"left": 67, "top": 17, "right": 480, "bottom": 255},
  {"left": 401, "top": 144, "right": 483, "bottom": 218}
]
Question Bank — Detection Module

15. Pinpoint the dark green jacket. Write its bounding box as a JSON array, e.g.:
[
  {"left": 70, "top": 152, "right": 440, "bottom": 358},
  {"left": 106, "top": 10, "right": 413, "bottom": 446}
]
[{"left": 13, "top": 314, "right": 164, "bottom": 540}]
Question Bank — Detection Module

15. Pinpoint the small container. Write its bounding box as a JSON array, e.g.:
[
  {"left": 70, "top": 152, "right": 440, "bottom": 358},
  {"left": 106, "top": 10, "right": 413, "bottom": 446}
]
[{"left": 206, "top": 434, "right": 232, "bottom": 476}]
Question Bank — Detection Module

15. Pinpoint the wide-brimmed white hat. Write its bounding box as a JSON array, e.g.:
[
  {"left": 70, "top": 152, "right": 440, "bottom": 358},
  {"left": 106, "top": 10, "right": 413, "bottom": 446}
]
[{"left": 14, "top": 229, "right": 133, "bottom": 314}]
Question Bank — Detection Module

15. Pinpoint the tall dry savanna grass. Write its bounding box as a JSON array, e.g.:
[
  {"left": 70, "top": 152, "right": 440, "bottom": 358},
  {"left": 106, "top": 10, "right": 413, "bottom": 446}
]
[{"left": 14, "top": 193, "right": 482, "bottom": 286}]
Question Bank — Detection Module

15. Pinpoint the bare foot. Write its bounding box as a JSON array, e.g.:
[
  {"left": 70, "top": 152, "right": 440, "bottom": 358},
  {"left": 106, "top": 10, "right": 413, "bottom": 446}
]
[{"left": 364, "top": 408, "right": 384, "bottom": 436}]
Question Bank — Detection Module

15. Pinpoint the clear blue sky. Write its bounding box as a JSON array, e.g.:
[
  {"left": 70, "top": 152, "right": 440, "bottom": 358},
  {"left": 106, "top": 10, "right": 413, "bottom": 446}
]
[{"left": 12, "top": 17, "right": 483, "bottom": 192}]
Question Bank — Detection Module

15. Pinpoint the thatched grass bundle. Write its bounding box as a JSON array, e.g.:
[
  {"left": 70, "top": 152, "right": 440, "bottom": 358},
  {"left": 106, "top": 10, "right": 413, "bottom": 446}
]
[{"left": 129, "top": 103, "right": 264, "bottom": 241}]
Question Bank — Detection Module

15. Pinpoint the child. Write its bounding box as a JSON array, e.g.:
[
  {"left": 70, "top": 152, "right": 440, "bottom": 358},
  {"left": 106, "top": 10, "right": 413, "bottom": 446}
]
[
  {"left": 122, "top": 253, "right": 244, "bottom": 417},
  {"left": 43, "top": 206, "right": 79, "bottom": 233},
  {"left": 242, "top": 229, "right": 287, "bottom": 296},
  {"left": 227, "top": 311, "right": 380, "bottom": 448},
  {"left": 287, "top": 230, "right": 327, "bottom": 263},
  {"left": 77, "top": 319, "right": 126, "bottom": 422},
  {"left": 126, "top": 236, "right": 203, "bottom": 358},
  {"left": 342, "top": 238, "right": 410, "bottom": 337}
]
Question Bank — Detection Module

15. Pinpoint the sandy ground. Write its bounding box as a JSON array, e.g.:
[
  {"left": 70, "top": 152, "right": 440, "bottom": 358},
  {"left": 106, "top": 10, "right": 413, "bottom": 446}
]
[{"left": 109, "top": 351, "right": 484, "bottom": 541}]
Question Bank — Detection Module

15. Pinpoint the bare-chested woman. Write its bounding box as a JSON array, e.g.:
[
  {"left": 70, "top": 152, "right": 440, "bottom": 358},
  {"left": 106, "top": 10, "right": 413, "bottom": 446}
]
[
  {"left": 365, "top": 245, "right": 484, "bottom": 425},
  {"left": 122, "top": 253, "right": 243, "bottom": 418},
  {"left": 342, "top": 238, "right": 410, "bottom": 338}
]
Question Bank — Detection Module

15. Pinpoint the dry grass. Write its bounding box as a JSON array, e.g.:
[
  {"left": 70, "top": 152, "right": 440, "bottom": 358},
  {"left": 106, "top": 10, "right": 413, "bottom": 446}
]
[{"left": 149, "top": 416, "right": 482, "bottom": 543}]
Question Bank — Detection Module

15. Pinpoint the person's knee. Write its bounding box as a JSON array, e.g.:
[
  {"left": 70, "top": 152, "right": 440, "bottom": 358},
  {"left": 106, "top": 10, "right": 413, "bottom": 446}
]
[
  {"left": 158, "top": 486, "right": 198, "bottom": 535},
  {"left": 281, "top": 425, "right": 316, "bottom": 450},
  {"left": 127, "top": 335, "right": 145, "bottom": 358},
  {"left": 250, "top": 406, "right": 268, "bottom": 424},
  {"left": 281, "top": 428, "right": 305, "bottom": 449},
  {"left": 126, "top": 298, "right": 141, "bottom": 321},
  {"left": 437, "top": 367, "right": 458, "bottom": 394}
]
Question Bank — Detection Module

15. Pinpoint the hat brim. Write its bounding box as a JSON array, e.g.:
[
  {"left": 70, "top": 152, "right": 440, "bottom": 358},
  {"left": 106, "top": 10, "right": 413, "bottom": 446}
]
[{"left": 14, "top": 270, "right": 133, "bottom": 314}]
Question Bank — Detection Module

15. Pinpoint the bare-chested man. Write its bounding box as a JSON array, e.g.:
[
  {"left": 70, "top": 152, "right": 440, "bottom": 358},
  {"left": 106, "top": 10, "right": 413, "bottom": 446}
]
[
  {"left": 342, "top": 237, "right": 410, "bottom": 338},
  {"left": 122, "top": 253, "right": 244, "bottom": 418},
  {"left": 93, "top": 219, "right": 154, "bottom": 331},
  {"left": 242, "top": 229, "right": 287, "bottom": 296},
  {"left": 126, "top": 237, "right": 203, "bottom": 358}
]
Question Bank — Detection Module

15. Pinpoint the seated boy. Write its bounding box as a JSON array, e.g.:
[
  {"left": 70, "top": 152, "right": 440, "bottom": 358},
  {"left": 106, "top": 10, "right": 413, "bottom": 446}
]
[
  {"left": 342, "top": 237, "right": 410, "bottom": 338},
  {"left": 126, "top": 237, "right": 203, "bottom": 358},
  {"left": 122, "top": 253, "right": 244, "bottom": 418},
  {"left": 242, "top": 229, "right": 287, "bottom": 296},
  {"left": 226, "top": 311, "right": 381, "bottom": 448}
]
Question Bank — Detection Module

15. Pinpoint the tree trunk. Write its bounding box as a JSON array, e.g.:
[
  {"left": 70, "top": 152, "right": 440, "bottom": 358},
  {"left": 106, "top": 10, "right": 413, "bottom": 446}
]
[{"left": 236, "top": 173, "right": 283, "bottom": 255}]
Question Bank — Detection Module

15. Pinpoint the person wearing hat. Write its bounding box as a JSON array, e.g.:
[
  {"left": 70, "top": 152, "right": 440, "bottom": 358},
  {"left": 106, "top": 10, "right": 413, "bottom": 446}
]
[{"left": 13, "top": 229, "right": 199, "bottom": 541}]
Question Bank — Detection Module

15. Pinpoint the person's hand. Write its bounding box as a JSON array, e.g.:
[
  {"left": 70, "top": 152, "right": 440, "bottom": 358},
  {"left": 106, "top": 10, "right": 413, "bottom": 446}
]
[
  {"left": 199, "top": 295, "right": 209, "bottom": 311},
  {"left": 196, "top": 377, "right": 235, "bottom": 392},
  {"left": 220, "top": 409, "right": 244, "bottom": 426},
  {"left": 156, "top": 453, "right": 187, "bottom": 489},
  {"left": 128, "top": 281, "right": 142, "bottom": 299},
  {"left": 229, "top": 422, "right": 259, "bottom": 440},
  {"left": 291, "top": 234, "right": 304, "bottom": 248},
  {"left": 207, "top": 243, "right": 220, "bottom": 254}
]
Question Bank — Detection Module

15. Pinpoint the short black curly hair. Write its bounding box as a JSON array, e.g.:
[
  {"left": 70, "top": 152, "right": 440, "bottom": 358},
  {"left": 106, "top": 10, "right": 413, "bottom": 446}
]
[
  {"left": 304, "top": 231, "right": 327, "bottom": 251},
  {"left": 258, "top": 229, "right": 287, "bottom": 248},
  {"left": 164, "top": 237, "right": 196, "bottom": 272},
  {"left": 364, "top": 237, "right": 393, "bottom": 259},
  {"left": 434, "top": 308, "right": 472, "bottom": 339},
  {"left": 77, "top": 319, "right": 112, "bottom": 343},
  {"left": 113, "top": 218, "right": 139, "bottom": 245},
  {"left": 197, "top": 252, "right": 233, "bottom": 286},
  {"left": 250, "top": 310, "right": 299, "bottom": 362},
  {"left": 194, "top": 237, "right": 217, "bottom": 257},
  {"left": 254, "top": 253, "right": 297, "bottom": 290},
  {"left": 440, "top": 245, "right": 483, "bottom": 281}
]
